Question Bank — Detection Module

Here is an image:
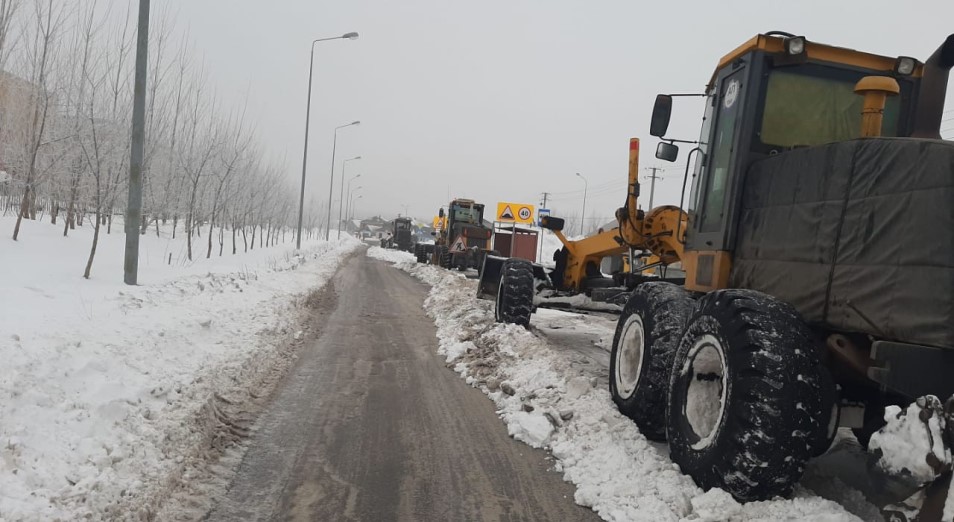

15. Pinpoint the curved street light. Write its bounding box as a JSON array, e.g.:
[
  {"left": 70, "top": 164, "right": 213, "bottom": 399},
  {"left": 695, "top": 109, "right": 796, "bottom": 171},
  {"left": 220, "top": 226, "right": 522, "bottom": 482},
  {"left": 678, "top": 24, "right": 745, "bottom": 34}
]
[
  {"left": 295, "top": 31, "right": 359, "bottom": 249},
  {"left": 350, "top": 194, "right": 364, "bottom": 221},
  {"left": 342, "top": 173, "right": 361, "bottom": 236},
  {"left": 347, "top": 185, "right": 363, "bottom": 225},
  {"left": 337, "top": 156, "right": 361, "bottom": 239},
  {"left": 325, "top": 121, "right": 360, "bottom": 240},
  {"left": 575, "top": 172, "right": 588, "bottom": 236}
]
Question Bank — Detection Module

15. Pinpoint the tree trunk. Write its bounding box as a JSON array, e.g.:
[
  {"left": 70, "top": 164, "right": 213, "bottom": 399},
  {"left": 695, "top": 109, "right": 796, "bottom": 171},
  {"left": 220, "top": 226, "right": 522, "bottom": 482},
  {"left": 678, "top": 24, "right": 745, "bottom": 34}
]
[
  {"left": 107, "top": 213, "right": 112, "bottom": 234},
  {"left": 172, "top": 214, "right": 178, "bottom": 239},
  {"left": 241, "top": 226, "right": 248, "bottom": 252},
  {"left": 186, "top": 212, "right": 193, "bottom": 261},
  {"left": 250, "top": 225, "right": 256, "bottom": 250},
  {"left": 83, "top": 211, "right": 102, "bottom": 279},
  {"left": 12, "top": 187, "right": 31, "bottom": 240},
  {"left": 51, "top": 203, "right": 58, "bottom": 225},
  {"left": 232, "top": 223, "right": 237, "bottom": 254},
  {"left": 206, "top": 219, "right": 214, "bottom": 259}
]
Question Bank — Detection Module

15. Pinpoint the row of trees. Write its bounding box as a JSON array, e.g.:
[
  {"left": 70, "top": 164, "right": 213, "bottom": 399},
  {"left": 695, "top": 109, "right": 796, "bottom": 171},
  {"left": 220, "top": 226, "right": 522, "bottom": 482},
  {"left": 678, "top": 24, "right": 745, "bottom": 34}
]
[{"left": 0, "top": 1, "right": 322, "bottom": 278}]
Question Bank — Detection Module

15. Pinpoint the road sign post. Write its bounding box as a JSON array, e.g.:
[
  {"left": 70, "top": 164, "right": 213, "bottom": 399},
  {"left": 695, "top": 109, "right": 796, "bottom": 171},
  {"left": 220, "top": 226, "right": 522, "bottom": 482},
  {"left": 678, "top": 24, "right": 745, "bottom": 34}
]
[{"left": 537, "top": 208, "right": 550, "bottom": 262}]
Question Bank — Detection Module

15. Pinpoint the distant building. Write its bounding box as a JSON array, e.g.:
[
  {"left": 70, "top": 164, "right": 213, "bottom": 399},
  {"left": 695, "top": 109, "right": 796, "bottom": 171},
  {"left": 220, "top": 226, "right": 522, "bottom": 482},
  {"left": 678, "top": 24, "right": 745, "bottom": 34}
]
[{"left": 0, "top": 70, "right": 43, "bottom": 176}]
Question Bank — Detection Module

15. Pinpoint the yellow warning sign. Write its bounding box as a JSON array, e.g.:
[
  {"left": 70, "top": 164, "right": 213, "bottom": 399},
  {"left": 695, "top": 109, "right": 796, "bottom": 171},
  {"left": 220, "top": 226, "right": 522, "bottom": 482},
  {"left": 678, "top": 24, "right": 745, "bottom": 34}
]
[
  {"left": 496, "top": 202, "right": 535, "bottom": 225},
  {"left": 450, "top": 236, "right": 467, "bottom": 252},
  {"left": 432, "top": 216, "right": 446, "bottom": 230}
]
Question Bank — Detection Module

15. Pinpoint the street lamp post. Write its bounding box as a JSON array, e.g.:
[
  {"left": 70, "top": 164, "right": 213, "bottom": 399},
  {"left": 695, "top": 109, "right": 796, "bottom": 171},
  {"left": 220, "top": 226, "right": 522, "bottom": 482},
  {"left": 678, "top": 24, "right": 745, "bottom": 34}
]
[
  {"left": 575, "top": 172, "right": 588, "bottom": 236},
  {"left": 350, "top": 195, "right": 363, "bottom": 221},
  {"left": 325, "top": 121, "right": 360, "bottom": 240},
  {"left": 348, "top": 186, "right": 363, "bottom": 222},
  {"left": 337, "top": 156, "right": 360, "bottom": 239},
  {"left": 295, "top": 31, "right": 358, "bottom": 250},
  {"left": 343, "top": 174, "right": 361, "bottom": 235}
]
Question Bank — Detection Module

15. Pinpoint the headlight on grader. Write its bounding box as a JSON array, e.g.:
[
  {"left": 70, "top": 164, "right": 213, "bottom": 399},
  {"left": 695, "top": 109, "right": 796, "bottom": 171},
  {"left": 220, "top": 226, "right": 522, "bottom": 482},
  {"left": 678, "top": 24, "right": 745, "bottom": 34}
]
[
  {"left": 784, "top": 35, "right": 806, "bottom": 56},
  {"left": 894, "top": 56, "right": 917, "bottom": 75}
]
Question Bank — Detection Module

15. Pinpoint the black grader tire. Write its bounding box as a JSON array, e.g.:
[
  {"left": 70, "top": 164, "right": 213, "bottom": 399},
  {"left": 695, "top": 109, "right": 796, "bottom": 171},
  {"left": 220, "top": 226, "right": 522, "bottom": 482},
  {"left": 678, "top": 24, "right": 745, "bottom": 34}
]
[
  {"left": 610, "top": 283, "right": 693, "bottom": 441},
  {"left": 666, "top": 289, "right": 832, "bottom": 502},
  {"left": 438, "top": 246, "right": 451, "bottom": 269},
  {"left": 495, "top": 258, "right": 534, "bottom": 327}
]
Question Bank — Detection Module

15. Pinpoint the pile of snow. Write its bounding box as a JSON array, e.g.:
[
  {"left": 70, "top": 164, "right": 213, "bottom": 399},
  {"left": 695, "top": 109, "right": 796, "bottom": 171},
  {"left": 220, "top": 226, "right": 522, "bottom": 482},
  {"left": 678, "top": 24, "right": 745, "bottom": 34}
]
[
  {"left": 366, "top": 246, "right": 863, "bottom": 521},
  {"left": 1, "top": 217, "right": 362, "bottom": 519},
  {"left": 870, "top": 397, "right": 951, "bottom": 485}
]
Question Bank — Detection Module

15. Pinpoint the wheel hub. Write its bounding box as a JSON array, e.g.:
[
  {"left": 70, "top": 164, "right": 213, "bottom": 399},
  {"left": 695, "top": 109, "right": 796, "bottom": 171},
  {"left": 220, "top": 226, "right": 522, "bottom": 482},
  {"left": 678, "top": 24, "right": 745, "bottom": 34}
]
[
  {"left": 615, "top": 315, "right": 645, "bottom": 399},
  {"left": 683, "top": 334, "right": 727, "bottom": 450}
]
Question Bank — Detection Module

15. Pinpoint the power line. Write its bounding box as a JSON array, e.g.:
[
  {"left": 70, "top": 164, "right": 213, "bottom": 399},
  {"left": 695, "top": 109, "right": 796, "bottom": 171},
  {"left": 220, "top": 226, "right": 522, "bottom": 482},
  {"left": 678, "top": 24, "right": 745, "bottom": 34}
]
[
  {"left": 643, "top": 167, "right": 664, "bottom": 209},
  {"left": 548, "top": 179, "right": 621, "bottom": 196}
]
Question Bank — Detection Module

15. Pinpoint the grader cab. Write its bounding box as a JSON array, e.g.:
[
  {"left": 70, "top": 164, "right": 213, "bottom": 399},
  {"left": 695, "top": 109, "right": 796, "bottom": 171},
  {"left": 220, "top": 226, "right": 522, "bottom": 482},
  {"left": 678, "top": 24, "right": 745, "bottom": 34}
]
[{"left": 489, "top": 31, "right": 954, "bottom": 513}]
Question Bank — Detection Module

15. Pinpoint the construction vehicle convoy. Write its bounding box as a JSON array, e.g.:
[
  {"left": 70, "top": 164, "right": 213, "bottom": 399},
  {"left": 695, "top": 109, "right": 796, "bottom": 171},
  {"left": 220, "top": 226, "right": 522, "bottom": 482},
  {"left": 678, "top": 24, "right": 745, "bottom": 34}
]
[
  {"left": 480, "top": 31, "right": 954, "bottom": 513},
  {"left": 416, "top": 198, "right": 495, "bottom": 271}
]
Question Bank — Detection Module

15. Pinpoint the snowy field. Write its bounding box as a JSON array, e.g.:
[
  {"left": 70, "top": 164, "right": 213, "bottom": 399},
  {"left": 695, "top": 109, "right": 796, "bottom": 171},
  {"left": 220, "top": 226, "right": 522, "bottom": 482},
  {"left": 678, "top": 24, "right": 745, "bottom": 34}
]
[
  {"left": 0, "top": 216, "right": 361, "bottom": 519},
  {"left": 367, "top": 246, "right": 886, "bottom": 522}
]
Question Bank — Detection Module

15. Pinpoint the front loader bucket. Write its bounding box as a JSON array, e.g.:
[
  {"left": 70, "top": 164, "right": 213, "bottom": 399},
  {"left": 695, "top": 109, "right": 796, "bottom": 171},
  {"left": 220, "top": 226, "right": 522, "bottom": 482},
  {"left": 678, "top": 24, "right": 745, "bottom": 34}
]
[{"left": 477, "top": 255, "right": 506, "bottom": 300}]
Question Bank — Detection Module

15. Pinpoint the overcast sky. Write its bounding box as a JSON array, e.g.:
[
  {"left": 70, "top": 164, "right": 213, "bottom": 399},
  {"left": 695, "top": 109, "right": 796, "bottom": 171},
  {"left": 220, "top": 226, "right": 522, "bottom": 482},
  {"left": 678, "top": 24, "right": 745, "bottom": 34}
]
[{"left": 172, "top": 0, "right": 954, "bottom": 225}]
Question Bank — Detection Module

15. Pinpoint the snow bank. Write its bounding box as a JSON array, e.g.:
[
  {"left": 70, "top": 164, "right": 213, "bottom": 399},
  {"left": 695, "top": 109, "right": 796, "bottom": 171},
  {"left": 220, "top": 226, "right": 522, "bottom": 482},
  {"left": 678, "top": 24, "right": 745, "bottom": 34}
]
[
  {"left": 1, "top": 217, "right": 362, "bottom": 519},
  {"left": 367, "top": 246, "right": 861, "bottom": 521}
]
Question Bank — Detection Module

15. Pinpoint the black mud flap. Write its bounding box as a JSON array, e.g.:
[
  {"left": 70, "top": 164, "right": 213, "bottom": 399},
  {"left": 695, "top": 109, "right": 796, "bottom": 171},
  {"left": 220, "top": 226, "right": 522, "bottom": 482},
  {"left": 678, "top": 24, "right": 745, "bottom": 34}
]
[
  {"left": 477, "top": 255, "right": 506, "bottom": 300},
  {"left": 869, "top": 341, "right": 954, "bottom": 399}
]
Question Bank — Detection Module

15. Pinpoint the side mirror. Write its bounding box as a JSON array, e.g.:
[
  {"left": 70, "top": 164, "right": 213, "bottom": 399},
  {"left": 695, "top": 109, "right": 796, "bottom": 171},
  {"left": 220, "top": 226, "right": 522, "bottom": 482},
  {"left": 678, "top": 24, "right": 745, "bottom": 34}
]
[
  {"left": 540, "top": 216, "right": 565, "bottom": 232},
  {"left": 656, "top": 142, "right": 679, "bottom": 162},
  {"left": 650, "top": 94, "right": 673, "bottom": 137}
]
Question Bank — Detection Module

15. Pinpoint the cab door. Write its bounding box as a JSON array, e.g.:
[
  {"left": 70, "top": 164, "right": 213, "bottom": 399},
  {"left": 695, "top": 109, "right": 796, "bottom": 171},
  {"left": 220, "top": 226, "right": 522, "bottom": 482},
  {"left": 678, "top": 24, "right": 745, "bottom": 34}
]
[{"left": 686, "top": 64, "right": 748, "bottom": 252}]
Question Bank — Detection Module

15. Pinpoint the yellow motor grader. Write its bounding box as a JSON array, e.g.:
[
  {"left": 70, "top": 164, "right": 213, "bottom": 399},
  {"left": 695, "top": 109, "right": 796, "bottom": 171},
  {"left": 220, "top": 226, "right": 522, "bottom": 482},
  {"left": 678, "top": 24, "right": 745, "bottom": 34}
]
[{"left": 481, "top": 31, "right": 954, "bottom": 515}]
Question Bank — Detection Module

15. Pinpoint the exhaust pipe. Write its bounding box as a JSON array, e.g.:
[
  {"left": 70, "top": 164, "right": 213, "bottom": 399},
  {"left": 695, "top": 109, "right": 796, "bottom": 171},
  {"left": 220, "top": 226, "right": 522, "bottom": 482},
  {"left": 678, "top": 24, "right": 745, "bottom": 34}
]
[{"left": 911, "top": 34, "right": 954, "bottom": 139}]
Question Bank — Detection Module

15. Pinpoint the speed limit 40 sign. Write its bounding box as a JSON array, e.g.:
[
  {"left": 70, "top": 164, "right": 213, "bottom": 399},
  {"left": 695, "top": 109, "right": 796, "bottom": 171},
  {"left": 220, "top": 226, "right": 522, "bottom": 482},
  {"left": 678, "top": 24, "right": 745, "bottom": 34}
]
[{"left": 496, "top": 202, "right": 535, "bottom": 225}]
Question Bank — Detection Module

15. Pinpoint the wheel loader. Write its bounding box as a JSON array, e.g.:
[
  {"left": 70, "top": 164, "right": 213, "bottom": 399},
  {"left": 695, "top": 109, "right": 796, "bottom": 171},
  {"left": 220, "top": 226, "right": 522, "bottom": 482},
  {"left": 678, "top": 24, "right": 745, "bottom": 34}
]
[
  {"left": 484, "top": 31, "right": 954, "bottom": 515},
  {"left": 415, "top": 198, "right": 494, "bottom": 271}
]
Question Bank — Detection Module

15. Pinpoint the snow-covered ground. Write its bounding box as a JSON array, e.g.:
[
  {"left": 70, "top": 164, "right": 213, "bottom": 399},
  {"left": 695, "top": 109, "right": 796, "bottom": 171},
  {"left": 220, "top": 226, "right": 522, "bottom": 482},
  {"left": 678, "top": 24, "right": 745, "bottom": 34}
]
[
  {"left": 367, "top": 246, "right": 884, "bottom": 522},
  {"left": 0, "top": 216, "right": 361, "bottom": 519}
]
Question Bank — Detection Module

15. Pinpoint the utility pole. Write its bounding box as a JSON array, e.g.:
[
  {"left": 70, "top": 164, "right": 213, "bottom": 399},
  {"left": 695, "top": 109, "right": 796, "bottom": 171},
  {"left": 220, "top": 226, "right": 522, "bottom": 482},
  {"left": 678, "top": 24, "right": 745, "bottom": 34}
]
[
  {"left": 124, "top": 0, "right": 149, "bottom": 285},
  {"left": 644, "top": 167, "right": 663, "bottom": 210},
  {"left": 538, "top": 192, "right": 550, "bottom": 263}
]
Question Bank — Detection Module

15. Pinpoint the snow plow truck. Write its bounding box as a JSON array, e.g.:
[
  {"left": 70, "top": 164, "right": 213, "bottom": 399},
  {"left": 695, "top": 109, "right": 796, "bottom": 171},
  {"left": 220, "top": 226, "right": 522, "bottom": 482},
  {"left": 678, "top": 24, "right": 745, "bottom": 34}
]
[{"left": 480, "top": 31, "right": 954, "bottom": 516}]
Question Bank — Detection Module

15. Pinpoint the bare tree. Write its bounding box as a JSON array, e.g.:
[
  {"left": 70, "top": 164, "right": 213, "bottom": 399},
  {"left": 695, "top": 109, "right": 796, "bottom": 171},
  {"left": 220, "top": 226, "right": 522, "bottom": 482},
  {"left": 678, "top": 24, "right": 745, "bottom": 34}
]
[
  {"left": 11, "top": 0, "right": 68, "bottom": 240},
  {"left": 206, "top": 111, "right": 252, "bottom": 258}
]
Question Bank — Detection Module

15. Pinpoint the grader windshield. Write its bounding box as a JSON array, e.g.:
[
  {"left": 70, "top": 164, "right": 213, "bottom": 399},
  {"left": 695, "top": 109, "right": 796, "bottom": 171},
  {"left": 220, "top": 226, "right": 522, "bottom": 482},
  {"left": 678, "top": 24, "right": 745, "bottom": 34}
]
[
  {"left": 451, "top": 202, "right": 483, "bottom": 224},
  {"left": 759, "top": 67, "right": 903, "bottom": 148}
]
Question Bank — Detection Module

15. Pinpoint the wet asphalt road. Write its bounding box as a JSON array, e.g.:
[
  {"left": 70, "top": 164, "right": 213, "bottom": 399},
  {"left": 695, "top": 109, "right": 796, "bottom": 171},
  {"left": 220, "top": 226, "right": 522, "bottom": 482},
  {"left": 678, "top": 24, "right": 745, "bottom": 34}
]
[{"left": 207, "top": 253, "right": 596, "bottom": 521}]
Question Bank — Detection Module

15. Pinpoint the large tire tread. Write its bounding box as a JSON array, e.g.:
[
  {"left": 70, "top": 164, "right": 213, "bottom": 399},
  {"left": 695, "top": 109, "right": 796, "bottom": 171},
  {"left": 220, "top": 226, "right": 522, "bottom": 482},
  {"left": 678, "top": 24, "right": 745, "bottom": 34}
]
[
  {"left": 495, "top": 258, "right": 534, "bottom": 327},
  {"left": 610, "top": 282, "right": 693, "bottom": 441},
  {"left": 666, "top": 289, "right": 833, "bottom": 502}
]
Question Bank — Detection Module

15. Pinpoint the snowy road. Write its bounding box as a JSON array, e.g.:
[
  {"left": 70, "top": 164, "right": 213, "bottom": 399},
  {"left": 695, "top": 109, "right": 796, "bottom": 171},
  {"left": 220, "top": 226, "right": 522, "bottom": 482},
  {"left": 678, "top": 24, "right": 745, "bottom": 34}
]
[{"left": 207, "top": 253, "right": 596, "bottom": 521}]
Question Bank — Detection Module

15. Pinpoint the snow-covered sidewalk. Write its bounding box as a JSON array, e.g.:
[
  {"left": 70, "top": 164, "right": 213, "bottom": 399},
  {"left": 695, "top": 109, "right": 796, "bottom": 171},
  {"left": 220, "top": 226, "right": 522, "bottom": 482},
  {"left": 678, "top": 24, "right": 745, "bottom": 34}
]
[
  {"left": 366, "top": 246, "right": 874, "bottom": 522},
  {"left": 1, "top": 217, "right": 362, "bottom": 519}
]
